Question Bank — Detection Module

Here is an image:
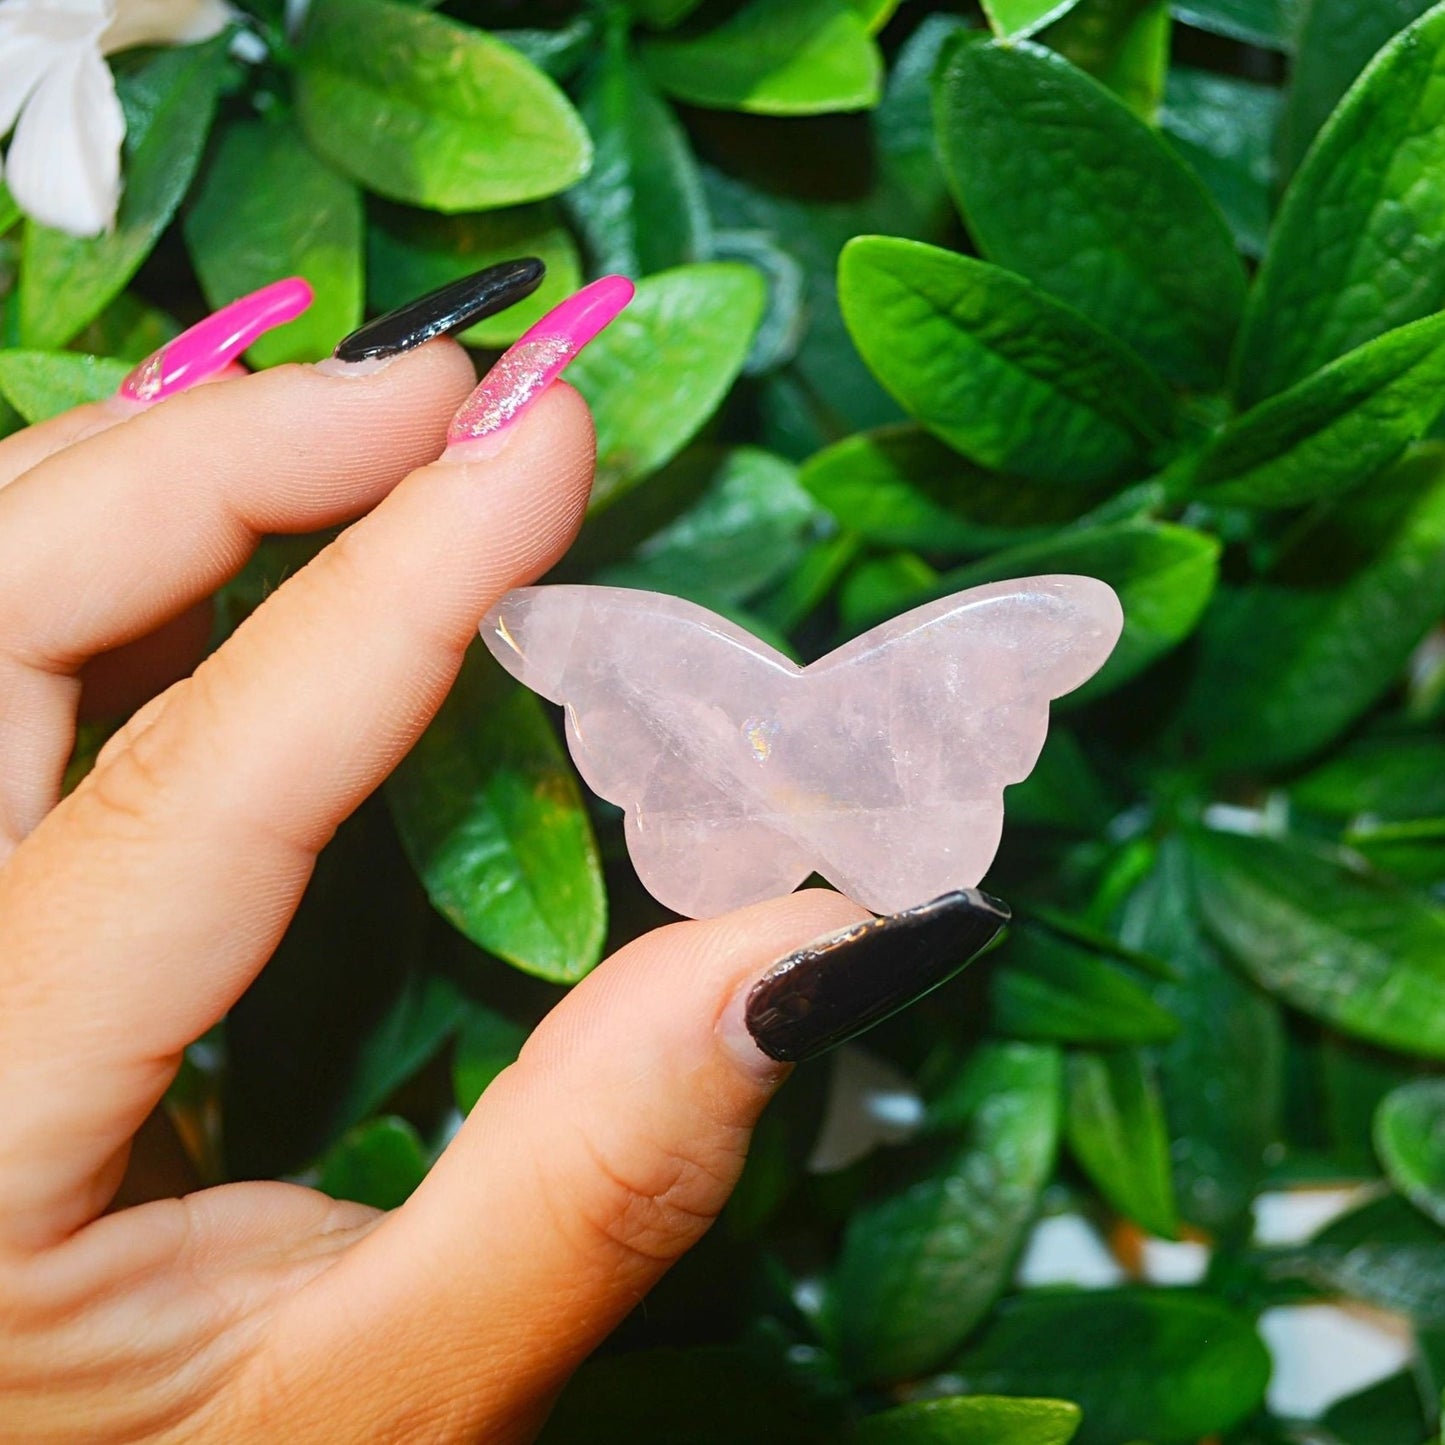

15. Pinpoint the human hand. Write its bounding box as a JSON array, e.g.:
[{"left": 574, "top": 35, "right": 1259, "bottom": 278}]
[{"left": 0, "top": 278, "right": 1003, "bottom": 1442}]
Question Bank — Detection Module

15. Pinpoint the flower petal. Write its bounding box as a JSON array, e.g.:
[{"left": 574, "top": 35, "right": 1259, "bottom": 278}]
[
  {"left": 101, "top": 0, "right": 229, "bottom": 53},
  {"left": 6, "top": 44, "right": 124, "bottom": 235}
]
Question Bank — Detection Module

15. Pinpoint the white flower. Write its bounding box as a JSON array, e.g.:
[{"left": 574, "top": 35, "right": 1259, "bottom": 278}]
[{"left": 0, "top": 0, "right": 229, "bottom": 237}]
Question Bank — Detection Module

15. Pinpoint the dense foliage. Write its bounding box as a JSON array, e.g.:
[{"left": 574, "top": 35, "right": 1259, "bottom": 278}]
[{"left": 6, "top": 0, "right": 1445, "bottom": 1439}]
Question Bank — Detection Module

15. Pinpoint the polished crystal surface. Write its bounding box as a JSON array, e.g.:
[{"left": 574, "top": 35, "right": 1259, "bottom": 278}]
[{"left": 482, "top": 578, "right": 1123, "bottom": 918}]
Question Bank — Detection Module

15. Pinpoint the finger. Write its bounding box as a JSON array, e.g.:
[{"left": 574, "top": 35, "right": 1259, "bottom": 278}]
[
  {"left": 0, "top": 378, "right": 598, "bottom": 1249},
  {"left": 257, "top": 890, "right": 1006, "bottom": 1442},
  {"left": 0, "top": 340, "right": 477, "bottom": 849}
]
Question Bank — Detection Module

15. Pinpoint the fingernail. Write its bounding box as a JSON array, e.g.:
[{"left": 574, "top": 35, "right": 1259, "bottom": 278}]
[
  {"left": 330, "top": 257, "right": 547, "bottom": 364},
  {"left": 118, "top": 278, "right": 314, "bottom": 405},
  {"left": 742, "top": 891, "right": 1010, "bottom": 1065},
  {"left": 444, "top": 274, "right": 635, "bottom": 455}
]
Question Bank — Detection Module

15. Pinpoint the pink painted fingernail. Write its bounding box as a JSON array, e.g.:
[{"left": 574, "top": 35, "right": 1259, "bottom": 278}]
[
  {"left": 118, "top": 278, "right": 315, "bottom": 405},
  {"left": 445, "top": 275, "right": 635, "bottom": 452}
]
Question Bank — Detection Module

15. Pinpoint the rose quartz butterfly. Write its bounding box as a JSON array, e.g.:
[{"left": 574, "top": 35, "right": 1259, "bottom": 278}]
[{"left": 482, "top": 577, "right": 1123, "bottom": 919}]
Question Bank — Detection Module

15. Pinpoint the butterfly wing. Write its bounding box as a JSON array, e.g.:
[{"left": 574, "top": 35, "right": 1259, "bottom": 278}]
[
  {"left": 794, "top": 575, "right": 1123, "bottom": 913},
  {"left": 482, "top": 586, "right": 818, "bottom": 918}
]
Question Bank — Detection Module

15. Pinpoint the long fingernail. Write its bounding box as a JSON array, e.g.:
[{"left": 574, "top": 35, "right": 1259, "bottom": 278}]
[
  {"left": 118, "top": 278, "right": 314, "bottom": 404},
  {"left": 444, "top": 274, "right": 635, "bottom": 454},
  {"left": 331, "top": 257, "right": 546, "bottom": 363},
  {"left": 743, "top": 891, "right": 1010, "bottom": 1065}
]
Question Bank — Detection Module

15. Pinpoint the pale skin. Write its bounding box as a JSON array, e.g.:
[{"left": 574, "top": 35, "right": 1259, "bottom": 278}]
[{"left": 0, "top": 341, "right": 869, "bottom": 1442}]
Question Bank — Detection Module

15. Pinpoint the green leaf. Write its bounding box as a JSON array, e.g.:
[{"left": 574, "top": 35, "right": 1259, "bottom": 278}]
[
  {"left": 0, "top": 351, "right": 131, "bottom": 422},
  {"left": 942, "top": 521, "right": 1220, "bottom": 702},
  {"left": 295, "top": 0, "right": 590, "bottom": 211},
  {"left": 540, "top": 1347, "right": 836, "bottom": 1445},
  {"left": 1042, "top": 0, "right": 1172, "bottom": 120},
  {"left": 1293, "top": 734, "right": 1445, "bottom": 821},
  {"left": 1235, "top": 1, "right": 1445, "bottom": 406},
  {"left": 368, "top": 203, "right": 580, "bottom": 349},
  {"left": 569, "top": 38, "right": 708, "bottom": 277},
  {"left": 640, "top": 0, "right": 883, "bottom": 116},
  {"left": 838, "top": 236, "right": 1177, "bottom": 487},
  {"left": 1177, "top": 448, "right": 1445, "bottom": 770},
  {"left": 1189, "top": 828, "right": 1445, "bottom": 1059},
  {"left": 828, "top": 1043, "right": 1061, "bottom": 1383},
  {"left": 184, "top": 118, "right": 363, "bottom": 368},
  {"left": 1066, "top": 1048, "right": 1179, "bottom": 1238},
  {"left": 69, "top": 293, "right": 179, "bottom": 364},
  {"left": 1274, "top": 1193, "right": 1445, "bottom": 1324},
  {"left": 624, "top": 0, "right": 705, "bottom": 28},
  {"left": 952, "top": 1290, "right": 1271, "bottom": 1445},
  {"left": 937, "top": 40, "right": 1245, "bottom": 389},
  {"left": 1004, "top": 729, "right": 1117, "bottom": 834},
  {"left": 1185, "top": 313, "right": 1445, "bottom": 507},
  {"left": 452, "top": 1002, "right": 529, "bottom": 1112},
  {"left": 567, "top": 263, "right": 766, "bottom": 509},
  {"left": 317, "top": 1116, "right": 428, "bottom": 1211},
  {"left": 1118, "top": 838, "right": 1284, "bottom": 1232},
  {"left": 0, "top": 183, "right": 18, "bottom": 237},
  {"left": 1171, "top": 0, "right": 1298, "bottom": 47},
  {"left": 981, "top": 0, "right": 1085, "bottom": 37},
  {"left": 857, "top": 1396, "right": 1082, "bottom": 1445},
  {"left": 1321, "top": 1371, "right": 1431, "bottom": 1445},
  {"left": 17, "top": 38, "right": 228, "bottom": 349},
  {"left": 800, "top": 424, "right": 1092, "bottom": 555},
  {"left": 1161, "top": 67, "right": 1282, "bottom": 260},
  {"left": 992, "top": 925, "right": 1180, "bottom": 1046},
  {"left": 494, "top": 18, "right": 596, "bottom": 81},
  {"left": 1277, "top": 0, "right": 1437, "bottom": 180},
  {"left": 386, "top": 651, "right": 606, "bottom": 984},
  {"left": 1376, "top": 1080, "right": 1445, "bottom": 1229},
  {"left": 597, "top": 447, "right": 826, "bottom": 605}
]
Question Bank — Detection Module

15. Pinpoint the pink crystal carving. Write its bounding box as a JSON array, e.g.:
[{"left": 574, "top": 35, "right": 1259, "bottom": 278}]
[{"left": 481, "top": 577, "right": 1123, "bottom": 918}]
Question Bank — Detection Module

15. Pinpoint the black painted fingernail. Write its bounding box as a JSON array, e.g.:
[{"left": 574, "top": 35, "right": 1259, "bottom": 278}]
[
  {"left": 745, "top": 890, "right": 1010, "bottom": 1064},
  {"left": 333, "top": 257, "right": 546, "bottom": 361}
]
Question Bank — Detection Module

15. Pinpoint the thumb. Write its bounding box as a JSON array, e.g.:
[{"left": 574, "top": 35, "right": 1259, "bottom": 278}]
[{"left": 267, "top": 887, "right": 1003, "bottom": 1440}]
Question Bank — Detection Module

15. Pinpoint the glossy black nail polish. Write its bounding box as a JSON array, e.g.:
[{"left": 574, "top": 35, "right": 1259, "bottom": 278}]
[
  {"left": 745, "top": 890, "right": 1010, "bottom": 1064},
  {"left": 333, "top": 257, "right": 546, "bottom": 361}
]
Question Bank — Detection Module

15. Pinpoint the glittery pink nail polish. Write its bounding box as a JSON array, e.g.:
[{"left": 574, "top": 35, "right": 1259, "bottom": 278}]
[
  {"left": 118, "top": 278, "right": 314, "bottom": 405},
  {"left": 446, "top": 275, "right": 635, "bottom": 451}
]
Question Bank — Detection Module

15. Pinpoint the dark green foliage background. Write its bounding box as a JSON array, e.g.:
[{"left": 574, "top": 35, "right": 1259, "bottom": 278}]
[{"left": 5, "top": 0, "right": 1445, "bottom": 1439}]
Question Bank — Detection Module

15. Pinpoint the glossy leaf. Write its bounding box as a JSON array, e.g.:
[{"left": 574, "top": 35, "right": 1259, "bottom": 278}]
[
  {"left": 295, "top": 0, "right": 591, "bottom": 211},
  {"left": 0, "top": 351, "right": 131, "bottom": 422},
  {"left": 1066, "top": 1048, "right": 1179, "bottom": 1238},
  {"left": 69, "top": 293, "right": 179, "bottom": 364},
  {"left": 839, "top": 236, "right": 1177, "bottom": 487},
  {"left": 1320, "top": 1371, "right": 1431, "bottom": 1445},
  {"left": 1274, "top": 1193, "right": 1445, "bottom": 1324},
  {"left": 567, "top": 263, "right": 766, "bottom": 508},
  {"left": 1178, "top": 448, "right": 1445, "bottom": 770},
  {"left": 953, "top": 1290, "right": 1271, "bottom": 1445},
  {"left": 937, "top": 39, "right": 1245, "bottom": 388},
  {"left": 1186, "top": 313, "right": 1445, "bottom": 507},
  {"left": 1003, "top": 729, "right": 1117, "bottom": 834},
  {"left": 1293, "top": 734, "right": 1445, "bottom": 821},
  {"left": 1160, "top": 67, "right": 1282, "bottom": 259},
  {"left": 1235, "top": 1, "right": 1445, "bottom": 405},
  {"left": 857, "top": 1396, "right": 1082, "bottom": 1445},
  {"left": 1042, "top": 0, "right": 1172, "bottom": 120},
  {"left": 800, "top": 424, "right": 1088, "bottom": 554},
  {"left": 1170, "top": 0, "right": 1297, "bottom": 47},
  {"left": 1278, "top": 0, "right": 1437, "bottom": 179},
  {"left": 991, "top": 926, "right": 1179, "bottom": 1046},
  {"left": 317, "top": 1116, "right": 429, "bottom": 1211},
  {"left": 1376, "top": 1079, "right": 1445, "bottom": 1228},
  {"left": 387, "top": 651, "right": 606, "bottom": 984},
  {"left": 981, "top": 0, "right": 1083, "bottom": 36},
  {"left": 1117, "top": 838, "right": 1283, "bottom": 1232},
  {"left": 1189, "top": 828, "right": 1445, "bottom": 1059},
  {"left": 598, "top": 447, "right": 826, "bottom": 605},
  {"left": 368, "top": 203, "right": 580, "bottom": 349},
  {"left": 184, "top": 118, "right": 363, "bottom": 367},
  {"left": 828, "top": 1043, "right": 1061, "bottom": 1382},
  {"left": 569, "top": 38, "right": 709, "bottom": 277},
  {"left": 624, "top": 0, "right": 704, "bottom": 26},
  {"left": 17, "top": 39, "right": 228, "bottom": 348},
  {"left": 641, "top": 0, "right": 883, "bottom": 116}
]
